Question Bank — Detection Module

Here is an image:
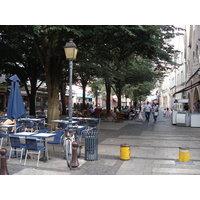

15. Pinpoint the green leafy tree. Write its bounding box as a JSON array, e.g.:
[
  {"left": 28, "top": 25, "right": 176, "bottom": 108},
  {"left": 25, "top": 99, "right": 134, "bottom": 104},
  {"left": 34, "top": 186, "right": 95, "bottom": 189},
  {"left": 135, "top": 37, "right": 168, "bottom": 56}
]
[
  {"left": 0, "top": 25, "right": 183, "bottom": 122},
  {"left": 32, "top": 25, "right": 82, "bottom": 125},
  {"left": 0, "top": 25, "right": 81, "bottom": 124},
  {"left": 0, "top": 25, "right": 45, "bottom": 115},
  {"left": 75, "top": 25, "right": 182, "bottom": 111},
  {"left": 74, "top": 61, "right": 98, "bottom": 109}
]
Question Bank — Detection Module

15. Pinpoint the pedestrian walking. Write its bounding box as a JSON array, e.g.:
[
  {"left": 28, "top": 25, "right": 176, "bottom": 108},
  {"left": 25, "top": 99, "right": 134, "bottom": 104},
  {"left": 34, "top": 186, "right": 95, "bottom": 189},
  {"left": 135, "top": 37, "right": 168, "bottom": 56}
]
[
  {"left": 197, "top": 100, "right": 200, "bottom": 113},
  {"left": 166, "top": 107, "right": 171, "bottom": 117},
  {"left": 152, "top": 103, "right": 159, "bottom": 122},
  {"left": 172, "top": 99, "right": 178, "bottom": 110},
  {"left": 184, "top": 103, "right": 189, "bottom": 111},
  {"left": 144, "top": 101, "right": 152, "bottom": 122},
  {"left": 163, "top": 108, "right": 166, "bottom": 117},
  {"left": 138, "top": 111, "right": 144, "bottom": 121},
  {"left": 193, "top": 102, "right": 198, "bottom": 113}
]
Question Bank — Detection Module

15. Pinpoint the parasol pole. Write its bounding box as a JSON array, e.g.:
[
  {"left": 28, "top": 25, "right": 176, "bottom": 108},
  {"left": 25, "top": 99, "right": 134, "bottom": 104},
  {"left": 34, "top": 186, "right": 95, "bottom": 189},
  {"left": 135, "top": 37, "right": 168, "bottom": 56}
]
[{"left": 13, "top": 119, "right": 16, "bottom": 134}]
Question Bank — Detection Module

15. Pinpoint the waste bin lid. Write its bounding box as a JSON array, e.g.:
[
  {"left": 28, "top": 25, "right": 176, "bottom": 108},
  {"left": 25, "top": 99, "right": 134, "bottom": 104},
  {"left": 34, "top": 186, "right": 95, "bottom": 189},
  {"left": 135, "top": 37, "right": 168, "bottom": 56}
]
[
  {"left": 120, "top": 143, "right": 130, "bottom": 147},
  {"left": 179, "top": 146, "right": 190, "bottom": 150}
]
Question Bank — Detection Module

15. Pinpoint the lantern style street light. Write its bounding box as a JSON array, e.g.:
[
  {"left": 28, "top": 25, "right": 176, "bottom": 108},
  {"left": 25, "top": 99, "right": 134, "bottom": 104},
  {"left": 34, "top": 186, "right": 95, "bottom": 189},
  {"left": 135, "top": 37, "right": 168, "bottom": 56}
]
[{"left": 64, "top": 38, "right": 78, "bottom": 138}]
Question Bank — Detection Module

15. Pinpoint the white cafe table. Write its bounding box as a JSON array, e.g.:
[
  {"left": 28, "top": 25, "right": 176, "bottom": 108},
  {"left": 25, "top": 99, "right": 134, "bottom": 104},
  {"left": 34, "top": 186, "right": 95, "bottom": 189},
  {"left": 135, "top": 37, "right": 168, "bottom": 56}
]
[
  {"left": 19, "top": 118, "right": 43, "bottom": 126},
  {"left": 51, "top": 120, "right": 78, "bottom": 124},
  {"left": 19, "top": 118, "right": 44, "bottom": 131},
  {"left": 31, "top": 132, "right": 56, "bottom": 161},
  {"left": 0, "top": 124, "right": 15, "bottom": 134},
  {"left": 73, "top": 125, "right": 87, "bottom": 134},
  {"left": 19, "top": 118, "right": 43, "bottom": 122},
  {"left": 83, "top": 118, "right": 99, "bottom": 121},
  {"left": 65, "top": 117, "right": 84, "bottom": 121},
  {"left": 0, "top": 124, "right": 15, "bottom": 130},
  {"left": 13, "top": 132, "right": 35, "bottom": 137},
  {"left": 8, "top": 132, "right": 35, "bottom": 158},
  {"left": 19, "top": 118, "right": 43, "bottom": 124},
  {"left": 12, "top": 132, "right": 56, "bottom": 162},
  {"left": 51, "top": 120, "right": 79, "bottom": 130},
  {"left": 0, "top": 124, "right": 15, "bottom": 144}
]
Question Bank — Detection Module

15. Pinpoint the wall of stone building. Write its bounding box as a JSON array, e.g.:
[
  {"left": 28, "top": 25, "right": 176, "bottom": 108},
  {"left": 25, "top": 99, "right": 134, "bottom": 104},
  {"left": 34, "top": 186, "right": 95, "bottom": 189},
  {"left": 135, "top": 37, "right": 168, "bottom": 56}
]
[
  {"left": 184, "top": 25, "right": 200, "bottom": 112},
  {"left": 185, "top": 25, "right": 200, "bottom": 75},
  {"left": 159, "top": 91, "right": 172, "bottom": 109},
  {"left": 158, "top": 25, "right": 200, "bottom": 113}
]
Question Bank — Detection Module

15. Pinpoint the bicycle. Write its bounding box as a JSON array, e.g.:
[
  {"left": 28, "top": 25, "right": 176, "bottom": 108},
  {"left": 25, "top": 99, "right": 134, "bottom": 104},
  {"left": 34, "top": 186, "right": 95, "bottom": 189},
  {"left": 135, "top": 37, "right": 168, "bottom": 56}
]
[{"left": 64, "top": 131, "right": 75, "bottom": 168}]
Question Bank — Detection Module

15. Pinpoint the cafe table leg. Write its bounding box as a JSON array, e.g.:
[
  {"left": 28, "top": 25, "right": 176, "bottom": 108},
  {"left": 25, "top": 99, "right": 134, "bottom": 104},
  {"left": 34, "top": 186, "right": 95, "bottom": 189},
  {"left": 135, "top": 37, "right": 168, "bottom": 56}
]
[
  {"left": 45, "top": 139, "right": 49, "bottom": 160},
  {"left": 39, "top": 138, "right": 49, "bottom": 162}
]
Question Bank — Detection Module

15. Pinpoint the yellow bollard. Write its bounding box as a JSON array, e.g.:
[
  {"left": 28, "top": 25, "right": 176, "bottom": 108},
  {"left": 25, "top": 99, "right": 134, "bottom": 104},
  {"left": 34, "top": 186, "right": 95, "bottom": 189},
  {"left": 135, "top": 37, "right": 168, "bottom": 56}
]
[
  {"left": 179, "top": 147, "right": 190, "bottom": 162},
  {"left": 120, "top": 144, "right": 130, "bottom": 160}
]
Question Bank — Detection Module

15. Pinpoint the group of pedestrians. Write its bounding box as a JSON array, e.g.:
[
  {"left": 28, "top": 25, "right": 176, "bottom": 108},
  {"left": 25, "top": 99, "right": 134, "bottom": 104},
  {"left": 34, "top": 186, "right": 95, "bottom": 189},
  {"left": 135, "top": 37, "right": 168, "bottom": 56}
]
[
  {"left": 163, "top": 108, "right": 171, "bottom": 118},
  {"left": 193, "top": 100, "right": 200, "bottom": 113},
  {"left": 143, "top": 101, "right": 159, "bottom": 122}
]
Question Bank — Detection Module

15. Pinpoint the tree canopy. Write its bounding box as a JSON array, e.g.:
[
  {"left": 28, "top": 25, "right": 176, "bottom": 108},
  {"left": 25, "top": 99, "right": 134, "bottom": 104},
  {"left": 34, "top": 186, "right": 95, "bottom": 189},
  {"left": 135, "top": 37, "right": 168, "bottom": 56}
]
[{"left": 0, "top": 25, "right": 182, "bottom": 120}]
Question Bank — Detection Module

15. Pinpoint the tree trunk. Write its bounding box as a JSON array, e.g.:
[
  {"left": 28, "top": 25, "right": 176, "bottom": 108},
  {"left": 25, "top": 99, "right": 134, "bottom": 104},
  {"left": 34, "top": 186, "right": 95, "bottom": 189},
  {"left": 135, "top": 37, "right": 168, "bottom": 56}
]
[
  {"left": 116, "top": 80, "right": 122, "bottom": 111},
  {"left": 117, "top": 89, "right": 122, "bottom": 111},
  {"left": 82, "top": 84, "right": 86, "bottom": 110},
  {"left": 29, "top": 92, "right": 36, "bottom": 116},
  {"left": 34, "top": 27, "right": 62, "bottom": 129},
  {"left": 46, "top": 75, "right": 60, "bottom": 129},
  {"left": 95, "top": 90, "right": 98, "bottom": 107},
  {"left": 105, "top": 81, "right": 111, "bottom": 114},
  {"left": 22, "top": 79, "right": 37, "bottom": 116},
  {"left": 29, "top": 82, "right": 37, "bottom": 116},
  {"left": 44, "top": 55, "right": 61, "bottom": 129}
]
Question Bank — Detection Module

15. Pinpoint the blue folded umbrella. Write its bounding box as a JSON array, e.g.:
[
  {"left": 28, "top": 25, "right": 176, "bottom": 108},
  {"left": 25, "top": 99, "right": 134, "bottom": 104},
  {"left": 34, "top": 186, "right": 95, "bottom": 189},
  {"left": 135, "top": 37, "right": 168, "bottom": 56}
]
[{"left": 6, "top": 75, "right": 26, "bottom": 133}]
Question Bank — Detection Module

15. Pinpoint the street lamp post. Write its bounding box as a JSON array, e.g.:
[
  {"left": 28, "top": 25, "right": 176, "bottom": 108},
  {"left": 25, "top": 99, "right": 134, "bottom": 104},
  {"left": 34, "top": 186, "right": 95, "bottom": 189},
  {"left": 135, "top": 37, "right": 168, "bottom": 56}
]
[
  {"left": 64, "top": 39, "right": 79, "bottom": 169},
  {"left": 64, "top": 38, "right": 78, "bottom": 137}
]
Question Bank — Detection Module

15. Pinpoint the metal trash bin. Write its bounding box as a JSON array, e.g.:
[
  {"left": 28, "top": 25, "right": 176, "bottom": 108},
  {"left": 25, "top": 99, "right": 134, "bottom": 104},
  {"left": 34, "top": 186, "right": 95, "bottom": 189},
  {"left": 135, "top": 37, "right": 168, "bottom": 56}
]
[{"left": 85, "top": 129, "right": 98, "bottom": 161}]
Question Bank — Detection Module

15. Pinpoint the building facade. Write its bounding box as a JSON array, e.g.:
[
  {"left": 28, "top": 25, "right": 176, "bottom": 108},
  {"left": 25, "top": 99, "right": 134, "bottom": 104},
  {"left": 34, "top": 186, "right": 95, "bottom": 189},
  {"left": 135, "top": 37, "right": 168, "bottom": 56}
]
[
  {"left": 184, "top": 25, "right": 200, "bottom": 112},
  {"left": 159, "top": 25, "right": 200, "bottom": 112}
]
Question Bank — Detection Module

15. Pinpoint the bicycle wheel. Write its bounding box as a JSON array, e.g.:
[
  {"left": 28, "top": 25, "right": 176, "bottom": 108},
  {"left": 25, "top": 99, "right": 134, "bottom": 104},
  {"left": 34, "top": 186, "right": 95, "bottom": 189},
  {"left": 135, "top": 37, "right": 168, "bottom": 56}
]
[{"left": 65, "top": 139, "right": 72, "bottom": 168}]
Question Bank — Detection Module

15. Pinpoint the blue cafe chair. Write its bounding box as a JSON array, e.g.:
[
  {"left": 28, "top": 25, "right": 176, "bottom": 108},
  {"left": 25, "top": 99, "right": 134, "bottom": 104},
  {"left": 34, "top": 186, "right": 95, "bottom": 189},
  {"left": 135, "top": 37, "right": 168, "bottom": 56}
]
[
  {"left": 24, "top": 138, "right": 46, "bottom": 167},
  {"left": 0, "top": 133, "right": 7, "bottom": 149},
  {"left": 8, "top": 136, "right": 26, "bottom": 163},
  {"left": 47, "top": 130, "right": 65, "bottom": 156}
]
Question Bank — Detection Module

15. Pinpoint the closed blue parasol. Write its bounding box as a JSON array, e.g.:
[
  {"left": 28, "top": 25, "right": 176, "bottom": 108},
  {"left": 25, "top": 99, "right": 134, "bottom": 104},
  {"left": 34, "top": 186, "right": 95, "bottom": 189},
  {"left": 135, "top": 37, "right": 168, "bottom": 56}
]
[{"left": 7, "top": 75, "right": 26, "bottom": 133}]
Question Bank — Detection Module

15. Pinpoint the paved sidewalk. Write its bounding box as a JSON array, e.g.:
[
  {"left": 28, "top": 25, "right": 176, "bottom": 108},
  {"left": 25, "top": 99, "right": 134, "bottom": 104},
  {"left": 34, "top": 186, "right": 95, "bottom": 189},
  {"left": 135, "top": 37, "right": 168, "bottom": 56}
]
[{"left": 2, "top": 111, "right": 200, "bottom": 175}]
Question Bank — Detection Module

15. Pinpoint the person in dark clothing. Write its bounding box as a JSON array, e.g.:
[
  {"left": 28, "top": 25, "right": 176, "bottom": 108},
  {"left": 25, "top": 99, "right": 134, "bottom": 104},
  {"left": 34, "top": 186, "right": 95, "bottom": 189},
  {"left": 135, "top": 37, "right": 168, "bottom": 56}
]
[{"left": 184, "top": 103, "right": 189, "bottom": 111}]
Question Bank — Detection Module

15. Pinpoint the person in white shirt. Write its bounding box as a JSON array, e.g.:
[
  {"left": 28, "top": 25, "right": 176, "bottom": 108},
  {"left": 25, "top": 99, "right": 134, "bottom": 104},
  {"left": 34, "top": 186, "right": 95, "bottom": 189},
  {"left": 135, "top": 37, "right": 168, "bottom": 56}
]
[
  {"left": 144, "top": 101, "right": 152, "bottom": 122},
  {"left": 172, "top": 99, "right": 178, "bottom": 110},
  {"left": 152, "top": 103, "right": 159, "bottom": 122}
]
